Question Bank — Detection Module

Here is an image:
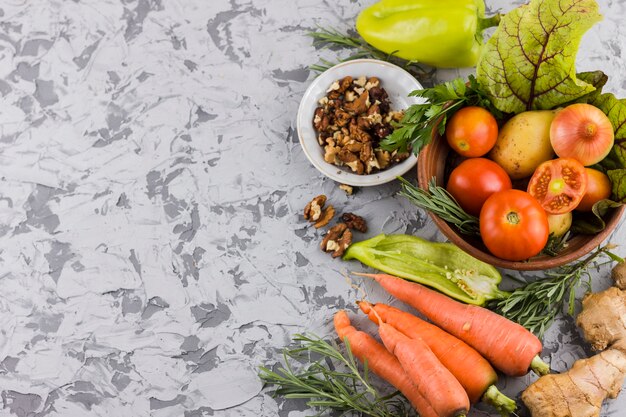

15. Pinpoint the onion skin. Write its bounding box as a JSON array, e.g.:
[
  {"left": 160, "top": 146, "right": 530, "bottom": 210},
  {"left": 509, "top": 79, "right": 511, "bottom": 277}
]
[{"left": 550, "top": 104, "right": 614, "bottom": 166}]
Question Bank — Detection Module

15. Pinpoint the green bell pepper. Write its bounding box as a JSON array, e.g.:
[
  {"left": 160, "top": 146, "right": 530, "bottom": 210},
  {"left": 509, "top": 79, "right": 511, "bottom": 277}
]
[
  {"left": 356, "top": 0, "right": 501, "bottom": 68},
  {"left": 343, "top": 234, "right": 509, "bottom": 305}
]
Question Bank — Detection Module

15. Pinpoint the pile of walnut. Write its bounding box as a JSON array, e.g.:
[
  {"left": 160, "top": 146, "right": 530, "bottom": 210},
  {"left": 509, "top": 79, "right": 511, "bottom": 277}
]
[
  {"left": 522, "top": 262, "right": 626, "bottom": 417},
  {"left": 313, "top": 75, "right": 407, "bottom": 175},
  {"left": 303, "top": 194, "right": 367, "bottom": 258}
]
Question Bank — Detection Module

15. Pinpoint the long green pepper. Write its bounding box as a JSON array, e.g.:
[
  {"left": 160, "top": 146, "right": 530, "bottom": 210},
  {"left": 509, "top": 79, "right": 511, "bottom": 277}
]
[
  {"left": 343, "top": 234, "right": 509, "bottom": 305},
  {"left": 356, "top": 0, "right": 501, "bottom": 68}
]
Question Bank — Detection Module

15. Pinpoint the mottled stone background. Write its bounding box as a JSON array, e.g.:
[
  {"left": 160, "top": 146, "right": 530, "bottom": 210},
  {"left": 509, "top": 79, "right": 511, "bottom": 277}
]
[{"left": 0, "top": 0, "right": 624, "bottom": 416}]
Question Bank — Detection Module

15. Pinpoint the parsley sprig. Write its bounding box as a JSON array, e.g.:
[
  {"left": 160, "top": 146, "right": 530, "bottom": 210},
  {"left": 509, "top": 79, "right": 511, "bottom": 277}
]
[{"left": 381, "top": 76, "right": 505, "bottom": 155}]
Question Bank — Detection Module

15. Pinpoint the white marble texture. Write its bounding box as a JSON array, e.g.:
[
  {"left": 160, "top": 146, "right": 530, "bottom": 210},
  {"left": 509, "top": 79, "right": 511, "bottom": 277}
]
[{"left": 0, "top": 0, "right": 624, "bottom": 416}]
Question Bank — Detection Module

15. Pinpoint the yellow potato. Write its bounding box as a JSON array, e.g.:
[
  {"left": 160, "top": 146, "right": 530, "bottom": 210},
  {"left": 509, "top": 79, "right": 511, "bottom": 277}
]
[
  {"left": 489, "top": 110, "right": 556, "bottom": 179},
  {"left": 547, "top": 212, "right": 572, "bottom": 237}
]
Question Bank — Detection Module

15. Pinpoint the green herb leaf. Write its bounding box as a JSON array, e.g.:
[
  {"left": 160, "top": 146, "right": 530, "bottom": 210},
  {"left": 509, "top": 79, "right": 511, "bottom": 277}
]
[
  {"left": 398, "top": 177, "right": 480, "bottom": 236},
  {"left": 259, "top": 334, "right": 415, "bottom": 417},
  {"left": 477, "top": 0, "right": 602, "bottom": 113},
  {"left": 490, "top": 245, "right": 620, "bottom": 336},
  {"left": 307, "top": 27, "right": 436, "bottom": 81},
  {"left": 541, "top": 232, "right": 570, "bottom": 257}
]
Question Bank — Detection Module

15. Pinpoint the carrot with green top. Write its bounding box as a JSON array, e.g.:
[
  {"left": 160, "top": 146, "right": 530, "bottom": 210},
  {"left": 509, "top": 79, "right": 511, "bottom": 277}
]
[
  {"left": 355, "top": 272, "right": 550, "bottom": 377},
  {"left": 377, "top": 319, "right": 470, "bottom": 417},
  {"left": 359, "top": 301, "right": 516, "bottom": 415},
  {"left": 333, "top": 311, "right": 439, "bottom": 417}
]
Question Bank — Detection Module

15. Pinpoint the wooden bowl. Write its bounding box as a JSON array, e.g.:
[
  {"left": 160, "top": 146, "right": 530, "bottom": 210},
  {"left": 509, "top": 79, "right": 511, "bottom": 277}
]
[{"left": 417, "top": 131, "right": 625, "bottom": 271}]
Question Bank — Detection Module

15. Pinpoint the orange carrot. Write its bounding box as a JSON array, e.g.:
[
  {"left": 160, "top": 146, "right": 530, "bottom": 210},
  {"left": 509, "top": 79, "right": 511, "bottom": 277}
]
[
  {"left": 357, "top": 272, "right": 548, "bottom": 377},
  {"left": 378, "top": 321, "right": 470, "bottom": 417},
  {"left": 360, "top": 301, "right": 495, "bottom": 403},
  {"left": 333, "top": 311, "right": 438, "bottom": 417}
]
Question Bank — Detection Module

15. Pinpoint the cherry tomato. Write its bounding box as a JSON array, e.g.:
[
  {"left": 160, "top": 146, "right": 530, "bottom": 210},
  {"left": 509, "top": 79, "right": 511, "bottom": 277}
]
[
  {"left": 577, "top": 168, "right": 611, "bottom": 212},
  {"left": 550, "top": 103, "right": 614, "bottom": 166},
  {"left": 446, "top": 106, "right": 498, "bottom": 157},
  {"left": 446, "top": 158, "right": 512, "bottom": 216},
  {"left": 527, "top": 158, "right": 588, "bottom": 214},
  {"left": 480, "top": 190, "right": 549, "bottom": 261}
]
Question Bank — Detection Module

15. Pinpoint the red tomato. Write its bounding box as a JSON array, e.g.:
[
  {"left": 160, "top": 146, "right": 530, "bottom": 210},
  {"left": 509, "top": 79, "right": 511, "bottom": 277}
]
[
  {"left": 446, "top": 106, "right": 498, "bottom": 157},
  {"left": 577, "top": 168, "right": 611, "bottom": 212},
  {"left": 550, "top": 103, "right": 614, "bottom": 166},
  {"left": 480, "top": 190, "right": 549, "bottom": 261},
  {"left": 446, "top": 158, "right": 512, "bottom": 216},
  {"left": 527, "top": 158, "right": 588, "bottom": 214}
]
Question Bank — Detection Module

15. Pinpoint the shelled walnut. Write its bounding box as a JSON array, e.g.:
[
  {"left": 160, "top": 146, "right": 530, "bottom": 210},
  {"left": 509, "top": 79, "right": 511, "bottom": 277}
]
[
  {"left": 303, "top": 195, "right": 335, "bottom": 228},
  {"left": 312, "top": 76, "right": 407, "bottom": 175},
  {"left": 320, "top": 223, "right": 352, "bottom": 258}
]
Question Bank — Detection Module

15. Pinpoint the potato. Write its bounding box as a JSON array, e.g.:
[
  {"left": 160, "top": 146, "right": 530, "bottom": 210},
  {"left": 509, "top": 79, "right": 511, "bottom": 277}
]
[
  {"left": 489, "top": 110, "right": 556, "bottom": 179},
  {"left": 547, "top": 212, "right": 572, "bottom": 237}
]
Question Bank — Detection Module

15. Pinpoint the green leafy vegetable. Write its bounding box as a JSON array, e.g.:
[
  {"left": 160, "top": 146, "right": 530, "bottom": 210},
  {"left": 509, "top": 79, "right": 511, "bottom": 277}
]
[
  {"left": 571, "top": 199, "right": 624, "bottom": 234},
  {"left": 259, "top": 334, "right": 414, "bottom": 417},
  {"left": 477, "top": 0, "right": 602, "bottom": 113},
  {"left": 607, "top": 170, "right": 626, "bottom": 202},
  {"left": 572, "top": 71, "right": 609, "bottom": 104},
  {"left": 380, "top": 76, "right": 502, "bottom": 155}
]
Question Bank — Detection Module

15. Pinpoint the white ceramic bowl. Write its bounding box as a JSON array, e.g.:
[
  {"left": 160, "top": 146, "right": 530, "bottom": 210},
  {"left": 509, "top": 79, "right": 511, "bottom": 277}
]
[{"left": 297, "top": 59, "right": 424, "bottom": 186}]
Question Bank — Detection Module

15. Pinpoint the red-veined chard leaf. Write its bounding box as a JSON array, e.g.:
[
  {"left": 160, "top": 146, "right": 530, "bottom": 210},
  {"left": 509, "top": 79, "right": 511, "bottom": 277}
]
[
  {"left": 477, "top": 0, "right": 602, "bottom": 114},
  {"left": 608, "top": 170, "right": 626, "bottom": 203}
]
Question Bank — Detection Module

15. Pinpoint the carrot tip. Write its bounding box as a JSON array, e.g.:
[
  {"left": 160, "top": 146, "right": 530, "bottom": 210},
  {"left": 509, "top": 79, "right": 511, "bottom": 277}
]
[{"left": 355, "top": 300, "right": 367, "bottom": 312}]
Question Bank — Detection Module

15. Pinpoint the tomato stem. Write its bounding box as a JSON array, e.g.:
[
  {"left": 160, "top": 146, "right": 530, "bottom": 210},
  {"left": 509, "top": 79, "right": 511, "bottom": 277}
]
[{"left": 506, "top": 211, "right": 520, "bottom": 225}]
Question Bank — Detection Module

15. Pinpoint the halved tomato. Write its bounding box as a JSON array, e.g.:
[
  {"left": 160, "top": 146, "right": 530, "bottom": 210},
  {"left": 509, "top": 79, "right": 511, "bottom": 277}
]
[{"left": 527, "top": 158, "right": 588, "bottom": 214}]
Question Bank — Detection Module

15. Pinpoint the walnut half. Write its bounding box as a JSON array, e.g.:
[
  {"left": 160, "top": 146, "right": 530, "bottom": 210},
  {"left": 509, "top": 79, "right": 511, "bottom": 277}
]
[
  {"left": 314, "top": 205, "right": 335, "bottom": 229},
  {"left": 303, "top": 195, "right": 326, "bottom": 222},
  {"left": 320, "top": 223, "right": 352, "bottom": 258}
]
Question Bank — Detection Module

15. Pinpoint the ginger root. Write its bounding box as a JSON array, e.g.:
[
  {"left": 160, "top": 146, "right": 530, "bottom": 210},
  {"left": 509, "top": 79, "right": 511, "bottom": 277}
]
[{"left": 522, "top": 264, "right": 626, "bottom": 417}]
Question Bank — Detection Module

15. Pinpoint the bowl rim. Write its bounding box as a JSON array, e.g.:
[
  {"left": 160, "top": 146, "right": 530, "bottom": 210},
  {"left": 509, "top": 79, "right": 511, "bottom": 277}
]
[
  {"left": 417, "top": 135, "right": 625, "bottom": 271},
  {"left": 296, "top": 58, "right": 422, "bottom": 186}
]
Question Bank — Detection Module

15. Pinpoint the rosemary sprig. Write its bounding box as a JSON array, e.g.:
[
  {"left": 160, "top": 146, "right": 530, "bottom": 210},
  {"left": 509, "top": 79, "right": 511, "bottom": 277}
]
[
  {"left": 490, "top": 245, "right": 623, "bottom": 337},
  {"left": 399, "top": 177, "right": 480, "bottom": 236},
  {"left": 259, "top": 334, "right": 414, "bottom": 417},
  {"left": 308, "top": 27, "right": 435, "bottom": 80},
  {"left": 541, "top": 232, "right": 571, "bottom": 257},
  {"left": 381, "top": 75, "right": 505, "bottom": 155}
]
